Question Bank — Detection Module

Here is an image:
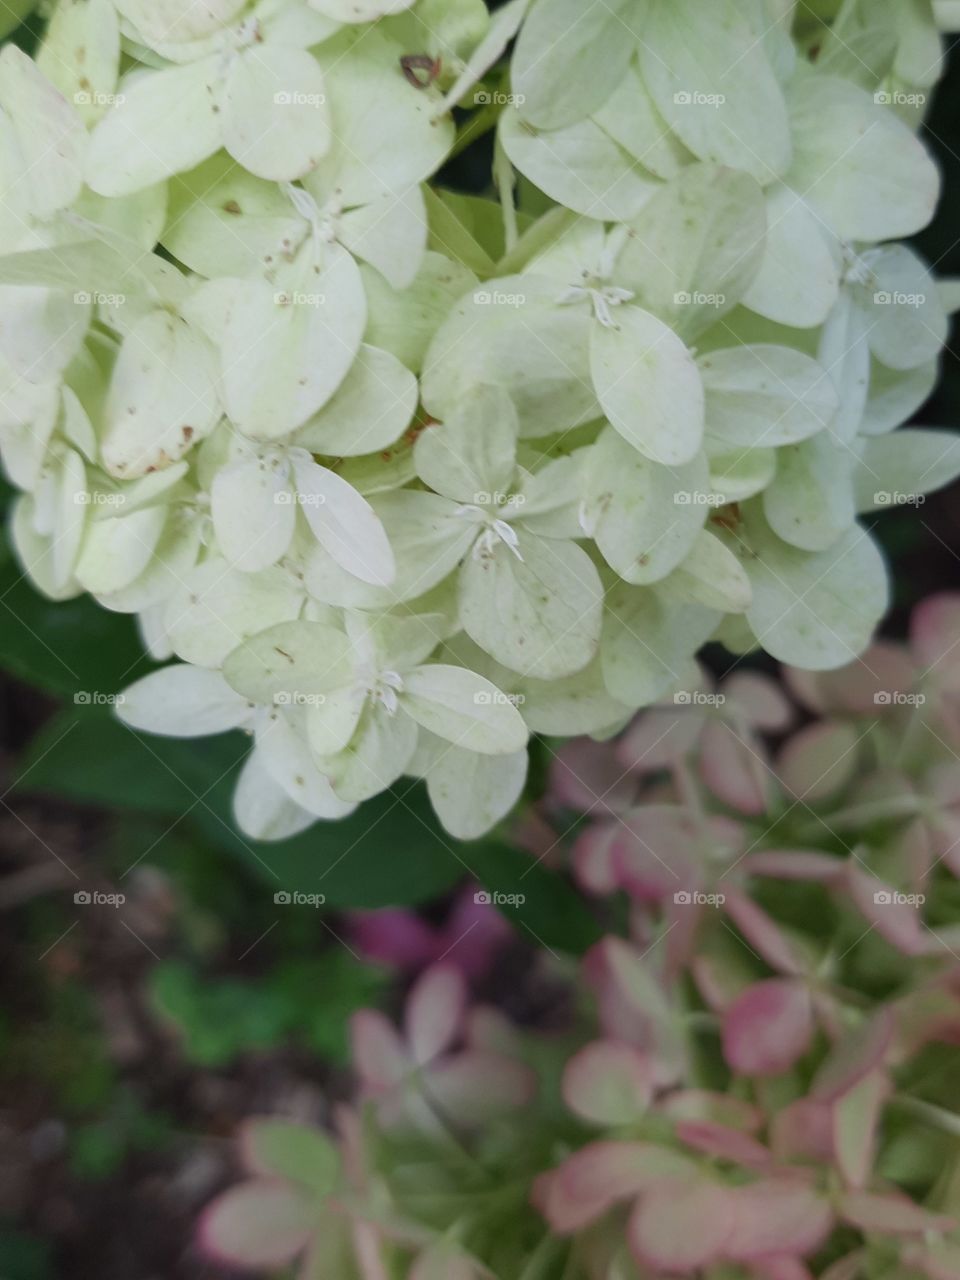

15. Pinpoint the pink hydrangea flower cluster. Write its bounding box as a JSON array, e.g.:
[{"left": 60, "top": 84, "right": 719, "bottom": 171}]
[{"left": 200, "top": 595, "right": 960, "bottom": 1279}]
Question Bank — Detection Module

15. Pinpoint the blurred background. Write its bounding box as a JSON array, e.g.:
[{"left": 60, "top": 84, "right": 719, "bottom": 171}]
[{"left": 0, "top": 8, "right": 958, "bottom": 1280}]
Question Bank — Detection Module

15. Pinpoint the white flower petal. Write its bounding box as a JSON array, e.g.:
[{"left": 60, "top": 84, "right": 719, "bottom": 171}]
[
  {"left": 118, "top": 665, "right": 250, "bottom": 737},
  {"left": 292, "top": 344, "right": 418, "bottom": 457},
  {"left": 212, "top": 456, "right": 296, "bottom": 572},
  {"left": 233, "top": 749, "right": 317, "bottom": 842},
  {"left": 291, "top": 455, "right": 395, "bottom": 587},
  {"left": 221, "top": 46, "right": 330, "bottom": 183},
  {"left": 426, "top": 743, "right": 528, "bottom": 840},
  {"left": 401, "top": 664, "right": 528, "bottom": 755}
]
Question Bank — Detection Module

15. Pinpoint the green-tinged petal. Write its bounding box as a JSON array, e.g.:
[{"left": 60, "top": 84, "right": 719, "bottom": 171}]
[
  {"left": 700, "top": 344, "right": 838, "bottom": 449},
  {"left": 738, "top": 509, "right": 889, "bottom": 670},
  {"left": 459, "top": 530, "right": 603, "bottom": 679},
  {"left": 590, "top": 306, "right": 704, "bottom": 466},
  {"left": 414, "top": 383, "right": 518, "bottom": 504},
  {"left": 582, "top": 426, "right": 708, "bottom": 584},
  {"left": 500, "top": 107, "right": 661, "bottom": 222},
  {"left": 221, "top": 241, "right": 366, "bottom": 437},
  {"left": 291, "top": 454, "right": 395, "bottom": 587},
  {"left": 221, "top": 46, "right": 330, "bottom": 183},
  {"left": 211, "top": 455, "right": 296, "bottom": 572},
  {"left": 101, "top": 312, "right": 220, "bottom": 478},
  {"left": 118, "top": 665, "right": 250, "bottom": 737},
  {"left": 640, "top": 0, "right": 791, "bottom": 183},
  {"left": 223, "top": 620, "right": 352, "bottom": 705},
  {"left": 426, "top": 742, "right": 528, "bottom": 839},
  {"left": 600, "top": 583, "right": 719, "bottom": 706},
  {"left": 513, "top": 0, "right": 640, "bottom": 130},
  {"left": 166, "top": 559, "right": 304, "bottom": 668},
  {"left": 672, "top": 529, "right": 753, "bottom": 613},
  {"left": 854, "top": 429, "right": 960, "bottom": 512},
  {"left": 37, "top": 0, "right": 120, "bottom": 129},
  {"left": 856, "top": 245, "right": 948, "bottom": 372},
  {"left": 401, "top": 664, "right": 529, "bottom": 755},
  {"left": 326, "top": 702, "right": 418, "bottom": 803},
  {"left": 233, "top": 751, "right": 317, "bottom": 842},
  {"left": 293, "top": 344, "right": 418, "bottom": 456},
  {"left": 0, "top": 46, "right": 85, "bottom": 216},
  {"left": 616, "top": 164, "right": 767, "bottom": 341},
  {"left": 763, "top": 434, "right": 856, "bottom": 551},
  {"left": 743, "top": 185, "right": 839, "bottom": 328}
]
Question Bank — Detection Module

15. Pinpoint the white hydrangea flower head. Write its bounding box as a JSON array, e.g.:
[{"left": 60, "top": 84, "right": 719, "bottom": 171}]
[{"left": 0, "top": 0, "right": 958, "bottom": 841}]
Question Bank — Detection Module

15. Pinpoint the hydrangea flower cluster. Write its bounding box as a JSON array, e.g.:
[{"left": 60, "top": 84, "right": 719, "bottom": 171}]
[
  {"left": 200, "top": 594, "right": 960, "bottom": 1278},
  {"left": 2, "top": 0, "right": 959, "bottom": 840}
]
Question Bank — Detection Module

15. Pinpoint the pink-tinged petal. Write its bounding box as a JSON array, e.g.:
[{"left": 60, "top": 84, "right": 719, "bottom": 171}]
[
  {"left": 749, "top": 1257, "right": 814, "bottom": 1280},
  {"left": 700, "top": 720, "right": 770, "bottom": 816},
  {"left": 427, "top": 1050, "right": 536, "bottom": 1125},
  {"left": 770, "top": 1099, "right": 834, "bottom": 1165},
  {"left": 724, "top": 671, "right": 794, "bottom": 732},
  {"left": 614, "top": 806, "right": 702, "bottom": 903},
  {"left": 785, "top": 643, "right": 918, "bottom": 714},
  {"left": 441, "top": 887, "right": 513, "bottom": 982},
  {"left": 350, "top": 1011, "right": 408, "bottom": 1091},
  {"left": 346, "top": 909, "right": 439, "bottom": 974},
  {"left": 542, "top": 1141, "right": 699, "bottom": 1234},
  {"left": 811, "top": 1009, "right": 894, "bottom": 1101},
  {"left": 409, "top": 1243, "right": 485, "bottom": 1280},
  {"left": 585, "top": 938, "right": 686, "bottom": 1082},
  {"left": 675, "top": 1121, "right": 771, "bottom": 1170},
  {"left": 745, "top": 850, "right": 847, "bottom": 883},
  {"left": 240, "top": 1120, "right": 339, "bottom": 1193},
  {"left": 509, "top": 807, "right": 560, "bottom": 864},
  {"left": 627, "top": 1180, "right": 735, "bottom": 1273},
  {"left": 841, "top": 1191, "right": 956, "bottom": 1236},
  {"left": 617, "top": 709, "right": 707, "bottom": 772},
  {"left": 723, "top": 889, "right": 804, "bottom": 976},
  {"left": 562, "top": 1041, "right": 655, "bottom": 1125},
  {"left": 904, "top": 1242, "right": 960, "bottom": 1280},
  {"left": 892, "top": 986, "right": 960, "bottom": 1058},
  {"left": 660, "top": 1091, "right": 762, "bottom": 1132},
  {"left": 550, "top": 739, "right": 635, "bottom": 815},
  {"left": 777, "top": 721, "right": 860, "bottom": 802},
  {"left": 198, "top": 1180, "right": 315, "bottom": 1267},
  {"left": 832, "top": 1068, "right": 890, "bottom": 1190},
  {"left": 847, "top": 866, "right": 926, "bottom": 955},
  {"left": 353, "top": 1220, "right": 391, "bottom": 1280},
  {"left": 910, "top": 592, "right": 960, "bottom": 690},
  {"left": 464, "top": 1005, "right": 523, "bottom": 1055},
  {"left": 405, "top": 964, "right": 466, "bottom": 1065},
  {"left": 572, "top": 823, "right": 621, "bottom": 895},
  {"left": 727, "top": 1179, "right": 833, "bottom": 1261},
  {"left": 722, "top": 979, "right": 815, "bottom": 1077}
]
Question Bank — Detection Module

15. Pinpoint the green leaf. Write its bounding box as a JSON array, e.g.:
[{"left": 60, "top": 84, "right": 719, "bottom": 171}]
[
  {"left": 0, "top": 547, "right": 152, "bottom": 698},
  {"left": 468, "top": 840, "right": 602, "bottom": 955}
]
